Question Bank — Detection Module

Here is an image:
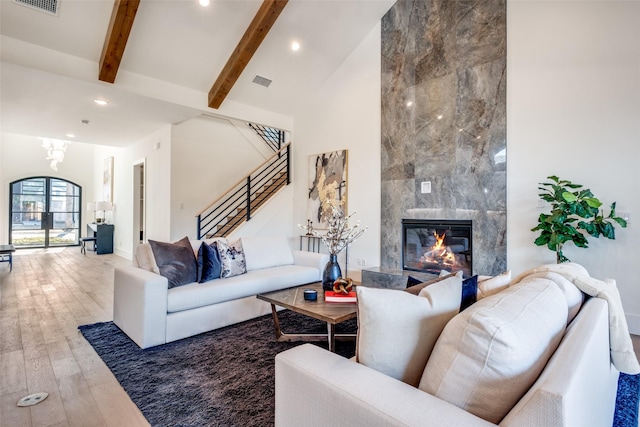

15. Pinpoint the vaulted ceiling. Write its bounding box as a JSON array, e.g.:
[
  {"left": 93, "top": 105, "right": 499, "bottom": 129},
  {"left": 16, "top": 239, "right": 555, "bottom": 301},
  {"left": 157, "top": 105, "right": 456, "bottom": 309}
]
[{"left": 0, "top": 0, "right": 395, "bottom": 147}]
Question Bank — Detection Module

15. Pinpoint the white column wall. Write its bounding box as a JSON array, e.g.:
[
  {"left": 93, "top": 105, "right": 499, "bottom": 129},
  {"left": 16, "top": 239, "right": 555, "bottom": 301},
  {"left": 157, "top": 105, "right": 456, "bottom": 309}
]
[
  {"left": 507, "top": 0, "right": 640, "bottom": 332},
  {"left": 292, "top": 23, "right": 383, "bottom": 281}
]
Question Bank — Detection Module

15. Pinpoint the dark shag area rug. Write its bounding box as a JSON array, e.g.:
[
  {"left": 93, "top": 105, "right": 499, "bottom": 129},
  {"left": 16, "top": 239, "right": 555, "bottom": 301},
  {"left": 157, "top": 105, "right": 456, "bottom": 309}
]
[
  {"left": 80, "top": 312, "right": 639, "bottom": 427},
  {"left": 79, "top": 311, "right": 356, "bottom": 427}
]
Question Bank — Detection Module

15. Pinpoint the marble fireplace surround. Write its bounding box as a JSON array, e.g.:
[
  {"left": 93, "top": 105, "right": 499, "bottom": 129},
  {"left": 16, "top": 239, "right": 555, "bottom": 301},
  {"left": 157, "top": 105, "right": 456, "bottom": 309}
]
[{"left": 380, "top": 0, "right": 507, "bottom": 276}]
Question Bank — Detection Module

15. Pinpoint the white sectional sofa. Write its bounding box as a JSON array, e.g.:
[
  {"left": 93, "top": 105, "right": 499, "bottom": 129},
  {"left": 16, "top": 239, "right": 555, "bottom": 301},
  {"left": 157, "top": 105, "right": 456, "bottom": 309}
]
[
  {"left": 275, "top": 263, "right": 632, "bottom": 427},
  {"left": 113, "top": 235, "right": 328, "bottom": 349}
]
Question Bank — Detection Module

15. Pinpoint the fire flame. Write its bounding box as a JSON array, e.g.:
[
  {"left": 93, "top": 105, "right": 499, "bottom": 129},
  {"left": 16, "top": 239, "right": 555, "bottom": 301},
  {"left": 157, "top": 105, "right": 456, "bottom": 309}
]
[{"left": 420, "top": 231, "right": 461, "bottom": 268}]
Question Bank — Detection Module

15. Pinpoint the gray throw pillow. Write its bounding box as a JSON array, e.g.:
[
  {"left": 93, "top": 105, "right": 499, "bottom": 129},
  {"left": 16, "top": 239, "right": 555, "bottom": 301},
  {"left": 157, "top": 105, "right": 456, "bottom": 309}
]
[{"left": 149, "top": 236, "right": 197, "bottom": 288}]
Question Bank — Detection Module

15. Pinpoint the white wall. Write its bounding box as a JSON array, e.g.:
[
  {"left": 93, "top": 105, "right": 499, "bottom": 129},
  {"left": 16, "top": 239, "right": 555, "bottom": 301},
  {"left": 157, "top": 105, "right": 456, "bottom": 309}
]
[
  {"left": 292, "top": 23, "right": 382, "bottom": 281},
  {"left": 169, "top": 115, "right": 268, "bottom": 241},
  {"left": 115, "top": 126, "right": 173, "bottom": 258},
  {"left": 507, "top": 0, "right": 640, "bottom": 332},
  {"left": 0, "top": 132, "right": 98, "bottom": 244}
]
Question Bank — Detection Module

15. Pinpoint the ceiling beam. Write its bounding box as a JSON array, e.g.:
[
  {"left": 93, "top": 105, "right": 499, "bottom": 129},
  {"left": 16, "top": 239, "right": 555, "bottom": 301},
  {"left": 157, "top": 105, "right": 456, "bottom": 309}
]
[
  {"left": 99, "top": 0, "right": 140, "bottom": 84},
  {"left": 208, "top": 0, "right": 288, "bottom": 109}
]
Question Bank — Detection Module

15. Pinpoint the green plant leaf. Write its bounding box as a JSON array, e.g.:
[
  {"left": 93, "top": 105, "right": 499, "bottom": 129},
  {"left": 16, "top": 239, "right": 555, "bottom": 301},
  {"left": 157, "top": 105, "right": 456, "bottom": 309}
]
[
  {"left": 561, "top": 192, "right": 577, "bottom": 203},
  {"left": 602, "top": 222, "right": 615, "bottom": 239},
  {"left": 534, "top": 235, "right": 549, "bottom": 246},
  {"left": 613, "top": 217, "right": 627, "bottom": 228},
  {"left": 585, "top": 197, "right": 602, "bottom": 208}
]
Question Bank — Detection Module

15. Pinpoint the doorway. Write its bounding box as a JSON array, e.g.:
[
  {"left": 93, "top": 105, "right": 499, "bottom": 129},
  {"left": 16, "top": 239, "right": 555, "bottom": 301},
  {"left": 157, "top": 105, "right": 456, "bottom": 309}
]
[
  {"left": 9, "top": 177, "right": 82, "bottom": 248},
  {"left": 133, "top": 159, "right": 146, "bottom": 254}
]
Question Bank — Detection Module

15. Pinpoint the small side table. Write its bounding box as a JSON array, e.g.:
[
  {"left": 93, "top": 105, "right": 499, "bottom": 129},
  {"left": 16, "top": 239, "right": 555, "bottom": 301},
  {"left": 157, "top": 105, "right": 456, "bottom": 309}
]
[{"left": 0, "top": 245, "right": 16, "bottom": 272}]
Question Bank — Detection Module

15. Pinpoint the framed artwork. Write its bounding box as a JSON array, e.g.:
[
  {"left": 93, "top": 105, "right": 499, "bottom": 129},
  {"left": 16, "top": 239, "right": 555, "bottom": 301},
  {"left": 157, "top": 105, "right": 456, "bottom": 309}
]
[
  {"left": 103, "top": 156, "right": 114, "bottom": 202},
  {"left": 308, "top": 149, "right": 348, "bottom": 229}
]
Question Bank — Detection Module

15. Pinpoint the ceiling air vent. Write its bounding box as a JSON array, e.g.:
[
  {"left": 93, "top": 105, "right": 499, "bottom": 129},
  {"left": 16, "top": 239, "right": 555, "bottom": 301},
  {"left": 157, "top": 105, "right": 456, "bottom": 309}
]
[
  {"left": 13, "top": 0, "right": 58, "bottom": 15},
  {"left": 252, "top": 75, "right": 272, "bottom": 88}
]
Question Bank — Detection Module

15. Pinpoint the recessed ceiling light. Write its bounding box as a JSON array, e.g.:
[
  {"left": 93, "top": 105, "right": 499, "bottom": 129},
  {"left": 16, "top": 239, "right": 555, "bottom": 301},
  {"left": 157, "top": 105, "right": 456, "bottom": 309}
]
[
  {"left": 291, "top": 41, "right": 300, "bottom": 52},
  {"left": 199, "top": 0, "right": 210, "bottom": 6},
  {"left": 94, "top": 99, "right": 108, "bottom": 106},
  {"left": 66, "top": 133, "right": 75, "bottom": 138}
]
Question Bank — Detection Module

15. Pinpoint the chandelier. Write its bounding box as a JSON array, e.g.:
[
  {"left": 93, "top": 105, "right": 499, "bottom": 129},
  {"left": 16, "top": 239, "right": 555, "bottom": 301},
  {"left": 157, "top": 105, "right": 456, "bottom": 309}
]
[{"left": 40, "top": 138, "right": 70, "bottom": 171}]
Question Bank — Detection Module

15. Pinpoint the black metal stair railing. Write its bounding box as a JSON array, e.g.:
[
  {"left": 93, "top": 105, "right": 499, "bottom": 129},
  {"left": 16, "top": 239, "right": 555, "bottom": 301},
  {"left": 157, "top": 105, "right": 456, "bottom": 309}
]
[
  {"left": 196, "top": 142, "right": 291, "bottom": 239},
  {"left": 247, "top": 123, "right": 285, "bottom": 153}
]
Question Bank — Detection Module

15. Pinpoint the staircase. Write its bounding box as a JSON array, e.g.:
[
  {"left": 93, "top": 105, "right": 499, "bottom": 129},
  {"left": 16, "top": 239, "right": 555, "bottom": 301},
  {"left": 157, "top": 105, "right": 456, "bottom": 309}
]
[{"left": 196, "top": 142, "right": 290, "bottom": 239}]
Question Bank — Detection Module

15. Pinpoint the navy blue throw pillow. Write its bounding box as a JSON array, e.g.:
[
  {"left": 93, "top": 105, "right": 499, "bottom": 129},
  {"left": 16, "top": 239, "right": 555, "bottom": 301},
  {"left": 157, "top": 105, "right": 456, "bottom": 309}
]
[
  {"left": 406, "top": 275, "right": 423, "bottom": 288},
  {"left": 460, "top": 275, "right": 479, "bottom": 311},
  {"left": 197, "top": 242, "right": 222, "bottom": 283}
]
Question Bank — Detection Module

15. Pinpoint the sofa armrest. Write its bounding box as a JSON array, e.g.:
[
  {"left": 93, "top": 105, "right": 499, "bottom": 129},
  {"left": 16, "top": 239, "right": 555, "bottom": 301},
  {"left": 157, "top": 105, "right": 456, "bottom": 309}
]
[
  {"left": 275, "top": 344, "right": 496, "bottom": 427},
  {"left": 113, "top": 266, "right": 169, "bottom": 349},
  {"left": 500, "top": 298, "right": 619, "bottom": 427},
  {"left": 292, "top": 250, "right": 329, "bottom": 272}
]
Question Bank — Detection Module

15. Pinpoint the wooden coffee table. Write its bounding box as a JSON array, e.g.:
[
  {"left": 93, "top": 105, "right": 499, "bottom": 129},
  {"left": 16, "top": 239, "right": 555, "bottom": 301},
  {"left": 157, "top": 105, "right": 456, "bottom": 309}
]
[{"left": 256, "top": 282, "right": 357, "bottom": 352}]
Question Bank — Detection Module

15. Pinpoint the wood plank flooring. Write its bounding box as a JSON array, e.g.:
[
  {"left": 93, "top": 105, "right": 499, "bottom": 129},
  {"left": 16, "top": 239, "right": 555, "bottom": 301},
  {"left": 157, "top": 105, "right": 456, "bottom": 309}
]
[
  {"left": 1, "top": 247, "right": 640, "bottom": 426},
  {"left": 0, "top": 247, "right": 149, "bottom": 427}
]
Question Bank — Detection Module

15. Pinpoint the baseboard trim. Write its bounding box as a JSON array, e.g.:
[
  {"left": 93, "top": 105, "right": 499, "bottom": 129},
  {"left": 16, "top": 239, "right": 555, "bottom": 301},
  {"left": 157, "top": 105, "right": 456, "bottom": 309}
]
[{"left": 626, "top": 313, "right": 640, "bottom": 336}]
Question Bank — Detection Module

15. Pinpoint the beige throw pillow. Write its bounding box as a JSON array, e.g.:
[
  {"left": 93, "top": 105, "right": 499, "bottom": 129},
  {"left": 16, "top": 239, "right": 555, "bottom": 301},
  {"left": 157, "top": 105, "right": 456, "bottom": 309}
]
[
  {"left": 134, "top": 243, "right": 159, "bottom": 274},
  {"left": 419, "top": 278, "right": 568, "bottom": 423},
  {"left": 356, "top": 274, "right": 463, "bottom": 387},
  {"left": 477, "top": 270, "right": 511, "bottom": 298}
]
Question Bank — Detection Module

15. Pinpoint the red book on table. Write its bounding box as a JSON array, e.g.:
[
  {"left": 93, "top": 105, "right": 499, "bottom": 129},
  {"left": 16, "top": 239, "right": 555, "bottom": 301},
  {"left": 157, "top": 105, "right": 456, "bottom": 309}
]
[{"left": 324, "top": 291, "right": 357, "bottom": 303}]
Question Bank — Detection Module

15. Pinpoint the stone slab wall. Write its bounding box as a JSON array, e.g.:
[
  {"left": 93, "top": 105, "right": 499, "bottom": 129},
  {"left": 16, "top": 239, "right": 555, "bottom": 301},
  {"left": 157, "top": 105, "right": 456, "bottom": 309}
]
[{"left": 381, "top": 0, "right": 507, "bottom": 275}]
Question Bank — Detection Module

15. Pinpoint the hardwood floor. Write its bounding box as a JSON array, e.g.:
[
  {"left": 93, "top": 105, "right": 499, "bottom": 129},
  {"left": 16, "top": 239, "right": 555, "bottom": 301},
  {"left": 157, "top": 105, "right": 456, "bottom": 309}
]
[
  {"left": 2, "top": 248, "right": 640, "bottom": 427},
  {"left": 0, "top": 247, "right": 149, "bottom": 427}
]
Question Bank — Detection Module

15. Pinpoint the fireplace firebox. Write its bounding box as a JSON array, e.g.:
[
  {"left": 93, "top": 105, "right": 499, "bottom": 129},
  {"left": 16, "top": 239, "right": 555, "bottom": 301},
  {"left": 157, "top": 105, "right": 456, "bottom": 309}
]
[{"left": 402, "top": 219, "right": 472, "bottom": 278}]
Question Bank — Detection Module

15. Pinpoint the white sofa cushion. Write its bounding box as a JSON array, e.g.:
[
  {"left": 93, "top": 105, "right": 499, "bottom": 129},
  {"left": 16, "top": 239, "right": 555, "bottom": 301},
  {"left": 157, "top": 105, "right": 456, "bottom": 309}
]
[
  {"left": 189, "top": 237, "right": 226, "bottom": 256},
  {"left": 167, "top": 264, "right": 320, "bottom": 313},
  {"left": 241, "top": 236, "right": 294, "bottom": 272},
  {"left": 419, "top": 278, "right": 568, "bottom": 424},
  {"left": 355, "top": 274, "right": 463, "bottom": 387}
]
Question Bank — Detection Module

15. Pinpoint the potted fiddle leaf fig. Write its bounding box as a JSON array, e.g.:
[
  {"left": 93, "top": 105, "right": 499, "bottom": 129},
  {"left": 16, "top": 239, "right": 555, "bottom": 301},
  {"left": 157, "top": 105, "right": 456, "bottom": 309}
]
[{"left": 531, "top": 175, "right": 627, "bottom": 263}]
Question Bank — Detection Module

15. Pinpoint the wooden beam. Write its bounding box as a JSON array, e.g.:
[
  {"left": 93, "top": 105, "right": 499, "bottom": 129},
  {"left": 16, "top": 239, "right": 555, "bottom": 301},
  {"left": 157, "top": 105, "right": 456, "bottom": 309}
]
[
  {"left": 99, "top": 0, "right": 140, "bottom": 84},
  {"left": 208, "top": 0, "right": 288, "bottom": 109}
]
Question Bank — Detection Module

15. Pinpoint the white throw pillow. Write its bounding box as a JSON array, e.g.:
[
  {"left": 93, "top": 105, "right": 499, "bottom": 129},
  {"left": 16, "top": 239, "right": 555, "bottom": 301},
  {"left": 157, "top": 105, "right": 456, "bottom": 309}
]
[
  {"left": 356, "top": 274, "right": 463, "bottom": 387},
  {"left": 419, "top": 278, "right": 568, "bottom": 424},
  {"left": 134, "top": 243, "right": 159, "bottom": 274},
  {"left": 241, "top": 236, "right": 294, "bottom": 272},
  {"left": 477, "top": 270, "right": 511, "bottom": 298},
  {"left": 513, "top": 271, "right": 583, "bottom": 324}
]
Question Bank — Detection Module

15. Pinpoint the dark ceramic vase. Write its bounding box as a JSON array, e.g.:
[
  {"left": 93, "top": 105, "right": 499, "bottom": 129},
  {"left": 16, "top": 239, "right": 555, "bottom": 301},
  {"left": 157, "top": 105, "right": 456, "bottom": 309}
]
[{"left": 322, "top": 254, "right": 342, "bottom": 291}]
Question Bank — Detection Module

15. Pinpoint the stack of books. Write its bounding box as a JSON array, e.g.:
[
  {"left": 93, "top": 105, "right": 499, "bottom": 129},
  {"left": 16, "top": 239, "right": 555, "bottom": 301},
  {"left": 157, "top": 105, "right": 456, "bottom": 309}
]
[{"left": 324, "top": 290, "right": 356, "bottom": 303}]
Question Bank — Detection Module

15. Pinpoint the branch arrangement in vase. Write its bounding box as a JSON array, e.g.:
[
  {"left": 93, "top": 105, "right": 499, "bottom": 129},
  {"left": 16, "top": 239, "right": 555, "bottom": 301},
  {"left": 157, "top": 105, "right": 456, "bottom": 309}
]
[{"left": 300, "top": 202, "right": 367, "bottom": 256}]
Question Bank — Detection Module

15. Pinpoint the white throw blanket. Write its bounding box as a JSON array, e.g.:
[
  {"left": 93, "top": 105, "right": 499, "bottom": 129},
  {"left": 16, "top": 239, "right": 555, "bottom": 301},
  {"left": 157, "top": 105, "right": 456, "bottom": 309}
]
[{"left": 511, "top": 262, "right": 640, "bottom": 375}]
